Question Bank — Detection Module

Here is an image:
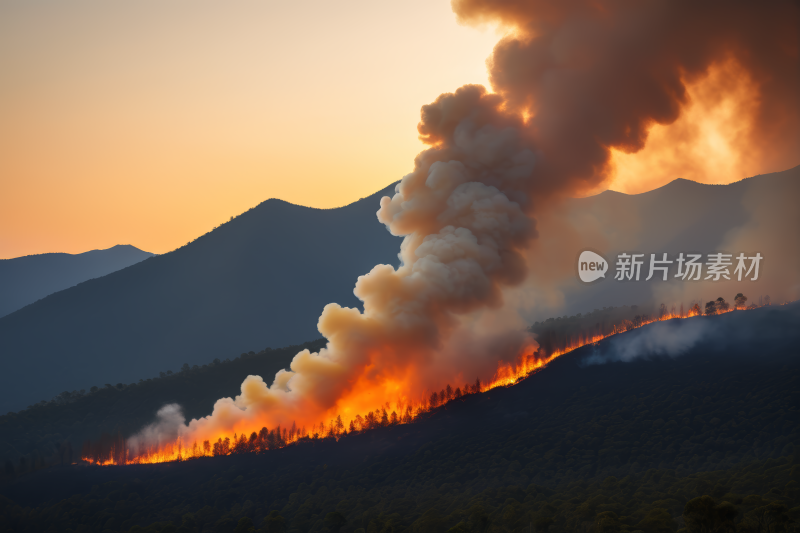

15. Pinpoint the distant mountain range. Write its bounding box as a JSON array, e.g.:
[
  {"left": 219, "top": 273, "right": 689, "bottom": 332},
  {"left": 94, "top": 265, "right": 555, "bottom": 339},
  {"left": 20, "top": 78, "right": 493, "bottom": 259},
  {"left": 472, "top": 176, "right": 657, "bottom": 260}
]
[
  {"left": 0, "top": 245, "right": 154, "bottom": 318},
  {"left": 0, "top": 168, "right": 797, "bottom": 414},
  {"left": 0, "top": 185, "right": 401, "bottom": 413},
  {"left": 522, "top": 166, "right": 799, "bottom": 322}
]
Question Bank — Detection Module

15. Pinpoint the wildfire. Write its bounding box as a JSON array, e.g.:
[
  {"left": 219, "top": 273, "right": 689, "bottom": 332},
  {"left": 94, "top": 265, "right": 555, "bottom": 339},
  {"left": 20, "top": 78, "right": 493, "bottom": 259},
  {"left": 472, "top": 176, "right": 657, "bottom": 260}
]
[{"left": 82, "top": 301, "right": 755, "bottom": 467}]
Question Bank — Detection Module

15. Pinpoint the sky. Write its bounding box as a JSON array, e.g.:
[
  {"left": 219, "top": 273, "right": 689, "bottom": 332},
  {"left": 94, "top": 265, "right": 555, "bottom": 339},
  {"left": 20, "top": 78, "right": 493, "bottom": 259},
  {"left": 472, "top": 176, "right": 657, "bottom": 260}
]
[
  {"left": 1, "top": 0, "right": 501, "bottom": 258},
  {"left": 0, "top": 0, "right": 791, "bottom": 259}
]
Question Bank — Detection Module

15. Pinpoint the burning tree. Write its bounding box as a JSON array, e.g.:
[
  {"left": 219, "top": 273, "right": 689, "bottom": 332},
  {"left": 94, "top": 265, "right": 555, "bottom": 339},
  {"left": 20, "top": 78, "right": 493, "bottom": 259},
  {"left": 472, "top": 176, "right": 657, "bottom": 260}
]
[
  {"left": 734, "top": 293, "right": 748, "bottom": 309},
  {"left": 82, "top": 301, "right": 766, "bottom": 466}
]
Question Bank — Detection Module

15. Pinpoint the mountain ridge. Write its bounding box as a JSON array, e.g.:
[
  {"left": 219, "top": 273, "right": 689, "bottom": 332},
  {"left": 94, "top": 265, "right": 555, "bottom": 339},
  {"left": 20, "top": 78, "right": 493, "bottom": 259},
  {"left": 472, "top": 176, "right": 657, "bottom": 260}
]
[
  {"left": 1, "top": 169, "right": 797, "bottom": 414},
  {"left": 0, "top": 183, "right": 401, "bottom": 414},
  {"left": 0, "top": 244, "right": 155, "bottom": 319}
]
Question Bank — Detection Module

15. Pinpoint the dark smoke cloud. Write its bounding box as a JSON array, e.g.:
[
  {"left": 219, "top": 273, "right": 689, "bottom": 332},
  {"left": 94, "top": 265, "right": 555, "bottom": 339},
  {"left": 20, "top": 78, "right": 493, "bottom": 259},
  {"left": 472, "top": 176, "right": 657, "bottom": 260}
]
[{"left": 453, "top": 0, "right": 800, "bottom": 194}]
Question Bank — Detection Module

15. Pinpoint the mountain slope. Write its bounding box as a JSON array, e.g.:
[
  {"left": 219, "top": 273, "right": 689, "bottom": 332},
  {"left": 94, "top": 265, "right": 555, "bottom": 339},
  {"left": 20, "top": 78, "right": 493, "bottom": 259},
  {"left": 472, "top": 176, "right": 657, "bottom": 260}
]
[
  {"left": 0, "top": 245, "right": 154, "bottom": 318},
  {"left": 522, "top": 165, "right": 800, "bottom": 321},
  {"left": 1, "top": 303, "right": 797, "bottom": 533},
  {"left": 0, "top": 185, "right": 400, "bottom": 414},
  {"left": 1, "top": 167, "right": 797, "bottom": 414}
]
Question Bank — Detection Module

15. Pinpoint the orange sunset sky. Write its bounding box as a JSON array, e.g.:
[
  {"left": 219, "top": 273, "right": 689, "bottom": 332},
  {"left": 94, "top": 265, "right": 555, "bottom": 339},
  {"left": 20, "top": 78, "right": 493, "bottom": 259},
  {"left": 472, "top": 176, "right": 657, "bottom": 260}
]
[{"left": 0, "top": 0, "right": 785, "bottom": 259}]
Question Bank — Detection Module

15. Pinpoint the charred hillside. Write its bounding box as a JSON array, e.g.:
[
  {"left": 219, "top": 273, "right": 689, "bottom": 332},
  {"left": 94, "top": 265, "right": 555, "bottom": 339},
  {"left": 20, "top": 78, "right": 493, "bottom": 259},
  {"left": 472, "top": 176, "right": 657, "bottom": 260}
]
[{"left": 1, "top": 303, "right": 797, "bottom": 533}]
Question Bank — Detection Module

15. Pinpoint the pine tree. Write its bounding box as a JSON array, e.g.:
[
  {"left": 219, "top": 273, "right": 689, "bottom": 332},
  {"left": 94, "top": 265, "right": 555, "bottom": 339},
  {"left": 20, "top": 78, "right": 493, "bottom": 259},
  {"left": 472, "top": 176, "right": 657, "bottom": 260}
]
[{"left": 430, "top": 391, "right": 439, "bottom": 408}]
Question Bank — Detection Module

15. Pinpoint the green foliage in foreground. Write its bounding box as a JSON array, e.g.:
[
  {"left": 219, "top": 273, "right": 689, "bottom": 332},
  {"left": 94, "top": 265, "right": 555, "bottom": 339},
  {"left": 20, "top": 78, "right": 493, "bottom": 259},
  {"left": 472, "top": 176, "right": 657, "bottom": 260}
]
[{"left": 1, "top": 453, "right": 798, "bottom": 533}]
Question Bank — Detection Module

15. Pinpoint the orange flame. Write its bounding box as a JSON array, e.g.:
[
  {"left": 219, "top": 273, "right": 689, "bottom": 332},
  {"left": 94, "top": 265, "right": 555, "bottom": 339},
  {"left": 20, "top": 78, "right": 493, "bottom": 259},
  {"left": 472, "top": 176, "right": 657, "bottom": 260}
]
[{"left": 82, "top": 302, "right": 764, "bottom": 466}]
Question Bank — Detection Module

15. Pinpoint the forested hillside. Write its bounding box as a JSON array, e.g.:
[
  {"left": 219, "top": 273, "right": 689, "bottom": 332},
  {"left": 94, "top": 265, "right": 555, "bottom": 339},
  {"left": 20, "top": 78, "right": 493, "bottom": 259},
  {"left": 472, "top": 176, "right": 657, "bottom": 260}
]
[
  {"left": 0, "top": 339, "right": 326, "bottom": 469},
  {"left": 1, "top": 304, "right": 797, "bottom": 533},
  {"left": 0, "top": 302, "right": 731, "bottom": 471},
  {"left": 0, "top": 185, "right": 400, "bottom": 414}
]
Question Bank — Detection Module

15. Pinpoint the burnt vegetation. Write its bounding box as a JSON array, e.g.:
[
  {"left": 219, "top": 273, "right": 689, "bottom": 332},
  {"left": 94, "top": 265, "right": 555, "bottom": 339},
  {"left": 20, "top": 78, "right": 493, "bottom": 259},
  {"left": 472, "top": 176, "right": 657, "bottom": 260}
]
[{"left": 0, "top": 304, "right": 798, "bottom": 533}]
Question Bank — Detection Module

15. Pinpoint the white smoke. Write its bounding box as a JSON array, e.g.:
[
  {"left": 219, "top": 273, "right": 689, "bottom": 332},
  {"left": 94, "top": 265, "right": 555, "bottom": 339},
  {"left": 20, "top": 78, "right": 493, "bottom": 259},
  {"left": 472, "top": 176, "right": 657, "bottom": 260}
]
[
  {"left": 127, "top": 403, "right": 185, "bottom": 455},
  {"left": 582, "top": 319, "right": 713, "bottom": 366}
]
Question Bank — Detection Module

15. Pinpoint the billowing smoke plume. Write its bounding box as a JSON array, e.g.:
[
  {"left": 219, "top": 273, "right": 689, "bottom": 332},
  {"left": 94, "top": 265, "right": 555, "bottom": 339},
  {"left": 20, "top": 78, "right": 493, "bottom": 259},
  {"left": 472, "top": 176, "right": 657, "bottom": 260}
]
[
  {"left": 130, "top": 0, "right": 799, "bottom": 449},
  {"left": 454, "top": 0, "right": 799, "bottom": 193}
]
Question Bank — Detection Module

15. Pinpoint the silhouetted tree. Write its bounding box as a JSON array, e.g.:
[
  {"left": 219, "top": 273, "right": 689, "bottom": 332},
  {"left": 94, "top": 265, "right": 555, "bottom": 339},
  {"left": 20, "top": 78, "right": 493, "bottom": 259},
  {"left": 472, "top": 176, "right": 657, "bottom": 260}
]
[
  {"left": 257, "top": 427, "right": 269, "bottom": 452},
  {"left": 735, "top": 293, "right": 748, "bottom": 309},
  {"left": 430, "top": 391, "right": 440, "bottom": 408},
  {"left": 705, "top": 301, "right": 717, "bottom": 316},
  {"left": 364, "top": 411, "right": 377, "bottom": 430}
]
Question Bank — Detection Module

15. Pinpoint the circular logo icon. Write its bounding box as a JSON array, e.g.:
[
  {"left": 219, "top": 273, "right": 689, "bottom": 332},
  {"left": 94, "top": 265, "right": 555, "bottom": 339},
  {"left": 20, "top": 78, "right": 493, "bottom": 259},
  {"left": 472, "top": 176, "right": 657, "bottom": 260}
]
[{"left": 578, "top": 251, "right": 608, "bottom": 283}]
